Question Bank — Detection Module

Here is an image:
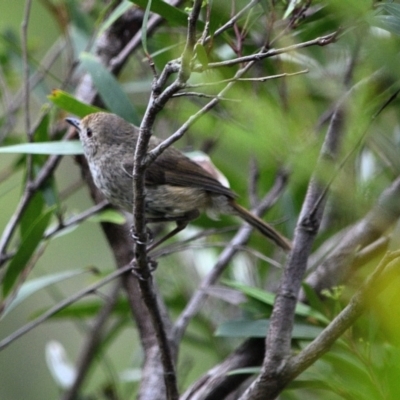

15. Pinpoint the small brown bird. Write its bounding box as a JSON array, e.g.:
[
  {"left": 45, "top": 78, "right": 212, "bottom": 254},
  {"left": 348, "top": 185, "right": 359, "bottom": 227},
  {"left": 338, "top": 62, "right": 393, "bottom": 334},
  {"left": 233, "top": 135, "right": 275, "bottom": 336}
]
[{"left": 66, "top": 112, "right": 291, "bottom": 251}]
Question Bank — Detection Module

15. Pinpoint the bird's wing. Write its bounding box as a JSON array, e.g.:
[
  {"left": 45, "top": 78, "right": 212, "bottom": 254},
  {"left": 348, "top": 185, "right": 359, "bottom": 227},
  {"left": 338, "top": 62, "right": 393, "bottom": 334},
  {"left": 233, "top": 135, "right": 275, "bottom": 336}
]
[{"left": 124, "top": 147, "right": 235, "bottom": 198}]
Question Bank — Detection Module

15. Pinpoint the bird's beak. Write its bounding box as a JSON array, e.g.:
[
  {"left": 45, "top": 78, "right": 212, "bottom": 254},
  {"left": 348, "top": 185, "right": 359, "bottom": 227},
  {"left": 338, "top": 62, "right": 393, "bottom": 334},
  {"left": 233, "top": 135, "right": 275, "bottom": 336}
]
[{"left": 65, "top": 117, "right": 81, "bottom": 130}]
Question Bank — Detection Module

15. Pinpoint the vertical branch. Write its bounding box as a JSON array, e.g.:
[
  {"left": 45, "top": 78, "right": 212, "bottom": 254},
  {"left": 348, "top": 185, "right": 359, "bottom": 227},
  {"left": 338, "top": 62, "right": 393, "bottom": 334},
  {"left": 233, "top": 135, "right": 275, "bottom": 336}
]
[
  {"left": 129, "top": 2, "right": 204, "bottom": 399},
  {"left": 178, "top": 0, "right": 202, "bottom": 82},
  {"left": 240, "top": 106, "right": 345, "bottom": 400}
]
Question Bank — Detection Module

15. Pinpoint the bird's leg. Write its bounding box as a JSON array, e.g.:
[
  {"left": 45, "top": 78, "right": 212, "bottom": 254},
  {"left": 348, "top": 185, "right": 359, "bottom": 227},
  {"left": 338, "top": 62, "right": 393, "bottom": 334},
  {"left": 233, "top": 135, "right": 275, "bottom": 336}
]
[{"left": 146, "top": 210, "right": 200, "bottom": 252}]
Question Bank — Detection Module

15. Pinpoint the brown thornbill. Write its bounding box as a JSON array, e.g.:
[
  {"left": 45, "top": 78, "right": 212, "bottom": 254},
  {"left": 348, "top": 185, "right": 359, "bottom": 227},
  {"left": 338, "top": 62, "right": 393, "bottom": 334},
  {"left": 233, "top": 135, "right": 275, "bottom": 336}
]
[{"left": 66, "top": 112, "right": 291, "bottom": 251}]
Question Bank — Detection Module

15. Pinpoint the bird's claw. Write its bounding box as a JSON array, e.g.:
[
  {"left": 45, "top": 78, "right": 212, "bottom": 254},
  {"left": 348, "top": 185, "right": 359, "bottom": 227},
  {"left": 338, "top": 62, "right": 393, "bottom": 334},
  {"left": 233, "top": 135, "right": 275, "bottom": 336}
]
[
  {"left": 130, "top": 257, "right": 158, "bottom": 280},
  {"left": 130, "top": 226, "right": 154, "bottom": 246}
]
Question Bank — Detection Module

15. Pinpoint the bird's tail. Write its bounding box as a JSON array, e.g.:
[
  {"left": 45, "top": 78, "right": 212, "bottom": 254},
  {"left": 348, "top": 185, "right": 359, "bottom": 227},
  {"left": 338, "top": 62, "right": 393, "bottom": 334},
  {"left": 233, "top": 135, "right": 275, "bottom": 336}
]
[{"left": 230, "top": 201, "right": 292, "bottom": 251}]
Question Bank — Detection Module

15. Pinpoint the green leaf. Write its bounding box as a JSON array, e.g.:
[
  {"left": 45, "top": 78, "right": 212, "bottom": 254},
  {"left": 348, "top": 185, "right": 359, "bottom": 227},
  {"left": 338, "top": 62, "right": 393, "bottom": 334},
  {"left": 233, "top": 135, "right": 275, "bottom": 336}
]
[
  {"left": 215, "top": 319, "right": 268, "bottom": 338},
  {"left": 33, "top": 113, "right": 50, "bottom": 142},
  {"left": 215, "top": 319, "right": 323, "bottom": 339},
  {"left": 0, "top": 141, "right": 83, "bottom": 155},
  {"left": 141, "top": 0, "right": 153, "bottom": 56},
  {"left": 130, "top": 0, "right": 189, "bottom": 27},
  {"left": 79, "top": 52, "right": 140, "bottom": 124},
  {"left": 194, "top": 43, "right": 208, "bottom": 69},
  {"left": 48, "top": 89, "right": 103, "bottom": 117},
  {"left": 3, "top": 208, "right": 54, "bottom": 296},
  {"left": 88, "top": 209, "right": 126, "bottom": 224},
  {"left": 226, "top": 367, "right": 261, "bottom": 376},
  {"left": 2, "top": 270, "right": 85, "bottom": 318},
  {"left": 224, "top": 280, "right": 329, "bottom": 324},
  {"left": 20, "top": 192, "right": 45, "bottom": 241},
  {"left": 39, "top": 297, "right": 130, "bottom": 319}
]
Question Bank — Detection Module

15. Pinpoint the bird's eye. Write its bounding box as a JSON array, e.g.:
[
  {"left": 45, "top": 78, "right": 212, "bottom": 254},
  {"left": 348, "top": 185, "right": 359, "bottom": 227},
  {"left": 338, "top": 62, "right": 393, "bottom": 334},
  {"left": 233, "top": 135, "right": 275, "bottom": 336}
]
[{"left": 86, "top": 128, "right": 93, "bottom": 138}]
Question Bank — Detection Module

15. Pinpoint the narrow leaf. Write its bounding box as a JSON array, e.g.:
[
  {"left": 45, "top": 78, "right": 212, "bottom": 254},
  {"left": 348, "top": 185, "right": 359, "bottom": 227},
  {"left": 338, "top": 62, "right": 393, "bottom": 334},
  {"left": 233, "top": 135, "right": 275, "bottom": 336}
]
[
  {"left": 3, "top": 208, "right": 54, "bottom": 296},
  {"left": 2, "top": 270, "right": 85, "bottom": 318},
  {"left": 79, "top": 52, "right": 140, "bottom": 124},
  {"left": 224, "top": 280, "right": 329, "bottom": 323},
  {"left": 141, "top": 0, "right": 153, "bottom": 55},
  {"left": 88, "top": 209, "right": 126, "bottom": 224},
  {"left": 215, "top": 319, "right": 323, "bottom": 339},
  {"left": 37, "top": 297, "right": 129, "bottom": 319},
  {"left": 48, "top": 89, "right": 103, "bottom": 117},
  {"left": 0, "top": 141, "right": 83, "bottom": 155}
]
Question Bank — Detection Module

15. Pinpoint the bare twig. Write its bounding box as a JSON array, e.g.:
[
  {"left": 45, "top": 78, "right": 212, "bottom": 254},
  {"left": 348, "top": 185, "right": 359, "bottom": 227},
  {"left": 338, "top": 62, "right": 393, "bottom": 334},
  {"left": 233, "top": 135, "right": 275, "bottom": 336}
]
[
  {"left": 206, "top": 0, "right": 260, "bottom": 43},
  {"left": 186, "top": 70, "right": 308, "bottom": 89},
  {"left": 171, "top": 92, "right": 239, "bottom": 100},
  {"left": 44, "top": 200, "right": 110, "bottom": 239},
  {"left": 239, "top": 103, "right": 345, "bottom": 400},
  {"left": 154, "top": 241, "right": 283, "bottom": 269},
  {"left": 197, "top": 32, "right": 337, "bottom": 71}
]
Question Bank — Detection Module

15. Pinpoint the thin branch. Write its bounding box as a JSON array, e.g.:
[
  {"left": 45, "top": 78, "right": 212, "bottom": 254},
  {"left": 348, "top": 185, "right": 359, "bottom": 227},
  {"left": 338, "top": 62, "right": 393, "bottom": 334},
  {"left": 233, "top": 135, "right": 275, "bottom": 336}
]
[
  {"left": 185, "top": 70, "right": 308, "bottom": 89},
  {"left": 0, "top": 264, "right": 132, "bottom": 351},
  {"left": 197, "top": 32, "right": 338, "bottom": 71},
  {"left": 44, "top": 200, "right": 110, "bottom": 239},
  {"left": 154, "top": 241, "right": 283, "bottom": 269},
  {"left": 206, "top": 0, "right": 260, "bottom": 43},
  {"left": 171, "top": 92, "right": 239, "bottom": 100}
]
